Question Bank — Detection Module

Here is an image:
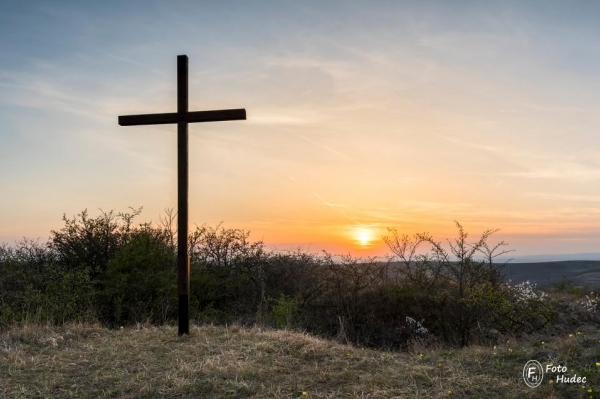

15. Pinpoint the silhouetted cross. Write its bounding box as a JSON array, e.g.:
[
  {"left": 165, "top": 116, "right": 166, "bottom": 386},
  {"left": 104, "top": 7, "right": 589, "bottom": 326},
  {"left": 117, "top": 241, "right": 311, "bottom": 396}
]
[{"left": 118, "top": 55, "right": 246, "bottom": 335}]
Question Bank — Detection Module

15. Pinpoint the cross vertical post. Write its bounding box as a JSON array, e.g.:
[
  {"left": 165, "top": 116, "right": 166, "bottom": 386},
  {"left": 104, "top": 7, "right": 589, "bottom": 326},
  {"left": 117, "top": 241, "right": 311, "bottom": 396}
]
[
  {"left": 118, "top": 55, "right": 246, "bottom": 336},
  {"left": 177, "top": 55, "right": 190, "bottom": 335}
]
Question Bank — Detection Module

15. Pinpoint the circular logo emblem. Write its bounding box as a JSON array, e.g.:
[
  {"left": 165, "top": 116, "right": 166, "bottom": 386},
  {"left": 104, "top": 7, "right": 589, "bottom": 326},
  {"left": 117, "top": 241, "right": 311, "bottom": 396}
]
[{"left": 523, "top": 360, "right": 544, "bottom": 388}]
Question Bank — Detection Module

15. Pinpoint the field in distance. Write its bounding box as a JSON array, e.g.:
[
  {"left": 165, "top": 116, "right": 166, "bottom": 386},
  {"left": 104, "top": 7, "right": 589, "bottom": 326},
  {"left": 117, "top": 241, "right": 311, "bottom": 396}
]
[
  {"left": 386, "top": 259, "right": 600, "bottom": 288},
  {"left": 504, "top": 260, "right": 600, "bottom": 288}
]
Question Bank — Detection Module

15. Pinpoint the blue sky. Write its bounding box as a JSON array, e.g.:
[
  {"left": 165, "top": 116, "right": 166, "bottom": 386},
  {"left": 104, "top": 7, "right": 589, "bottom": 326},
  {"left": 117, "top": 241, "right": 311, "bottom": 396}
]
[{"left": 3, "top": 1, "right": 600, "bottom": 257}]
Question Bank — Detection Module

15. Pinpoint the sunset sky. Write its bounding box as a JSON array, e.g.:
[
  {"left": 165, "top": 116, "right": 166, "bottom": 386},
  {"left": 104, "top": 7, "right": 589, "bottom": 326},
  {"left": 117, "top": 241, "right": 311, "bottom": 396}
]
[{"left": 2, "top": 1, "right": 600, "bottom": 258}]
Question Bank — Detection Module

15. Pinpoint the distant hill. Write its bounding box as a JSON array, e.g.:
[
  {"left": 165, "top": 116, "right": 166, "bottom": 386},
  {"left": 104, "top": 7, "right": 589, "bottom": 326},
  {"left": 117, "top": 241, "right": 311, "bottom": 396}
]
[
  {"left": 497, "top": 252, "right": 600, "bottom": 263},
  {"left": 503, "top": 260, "right": 600, "bottom": 288},
  {"left": 386, "top": 258, "right": 600, "bottom": 288}
]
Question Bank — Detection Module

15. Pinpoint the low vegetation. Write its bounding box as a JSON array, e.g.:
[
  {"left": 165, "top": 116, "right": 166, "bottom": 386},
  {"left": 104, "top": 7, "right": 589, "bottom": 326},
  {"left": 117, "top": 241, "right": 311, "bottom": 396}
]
[
  {"left": 0, "top": 208, "right": 555, "bottom": 347},
  {"left": 1, "top": 317, "right": 600, "bottom": 398},
  {"left": 1, "top": 207, "right": 600, "bottom": 397}
]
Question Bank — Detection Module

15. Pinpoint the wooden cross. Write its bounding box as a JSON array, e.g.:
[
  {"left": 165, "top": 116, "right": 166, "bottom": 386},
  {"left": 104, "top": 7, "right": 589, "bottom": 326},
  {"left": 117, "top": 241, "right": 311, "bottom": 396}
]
[{"left": 118, "top": 55, "right": 246, "bottom": 335}]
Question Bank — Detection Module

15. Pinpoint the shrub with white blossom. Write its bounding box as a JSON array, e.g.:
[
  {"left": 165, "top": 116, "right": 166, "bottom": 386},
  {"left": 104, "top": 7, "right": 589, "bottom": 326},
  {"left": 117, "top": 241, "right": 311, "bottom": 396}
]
[
  {"left": 505, "top": 280, "right": 547, "bottom": 302},
  {"left": 404, "top": 316, "right": 429, "bottom": 336},
  {"left": 579, "top": 291, "right": 599, "bottom": 313}
]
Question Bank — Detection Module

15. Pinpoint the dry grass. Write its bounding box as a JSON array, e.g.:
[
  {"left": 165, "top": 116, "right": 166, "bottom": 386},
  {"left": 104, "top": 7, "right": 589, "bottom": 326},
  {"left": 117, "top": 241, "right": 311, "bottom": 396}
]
[{"left": 1, "top": 321, "right": 600, "bottom": 398}]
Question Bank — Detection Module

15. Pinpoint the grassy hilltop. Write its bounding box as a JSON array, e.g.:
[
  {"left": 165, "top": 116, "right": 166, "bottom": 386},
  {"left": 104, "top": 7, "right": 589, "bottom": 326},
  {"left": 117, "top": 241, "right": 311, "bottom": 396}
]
[{"left": 2, "top": 317, "right": 600, "bottom": 399}]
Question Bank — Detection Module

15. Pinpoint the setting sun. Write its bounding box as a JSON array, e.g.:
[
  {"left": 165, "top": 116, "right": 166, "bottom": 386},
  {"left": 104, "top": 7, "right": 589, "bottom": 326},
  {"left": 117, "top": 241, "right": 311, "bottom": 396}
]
[{"left": 354, "top": 227, "right": 374, "bottom": 247}]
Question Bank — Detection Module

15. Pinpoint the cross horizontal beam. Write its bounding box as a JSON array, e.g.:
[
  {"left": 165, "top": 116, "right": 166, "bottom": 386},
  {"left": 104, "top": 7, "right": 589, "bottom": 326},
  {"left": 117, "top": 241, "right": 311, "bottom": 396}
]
[{"left": 118, "top": 108, "right": 246, "bottom": 126}]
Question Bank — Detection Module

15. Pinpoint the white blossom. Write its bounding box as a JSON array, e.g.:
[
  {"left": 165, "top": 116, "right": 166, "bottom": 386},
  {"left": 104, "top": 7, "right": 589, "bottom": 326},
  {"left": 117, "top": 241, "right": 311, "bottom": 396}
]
[
  {"left": 405, "top": 316, "right": 429, "bottom": 335},
  {"left": 579, "top": 291, "right": 599, "bottom": 313},
  {"left": 505, "top": 280, "right": 547, "bottom": 302}
]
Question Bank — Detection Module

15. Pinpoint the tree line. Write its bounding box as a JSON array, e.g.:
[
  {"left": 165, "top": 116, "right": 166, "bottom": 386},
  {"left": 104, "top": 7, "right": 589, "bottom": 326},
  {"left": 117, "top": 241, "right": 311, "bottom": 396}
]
[{"left": 0, "top": 208, "right": 554, "bottom": 348}]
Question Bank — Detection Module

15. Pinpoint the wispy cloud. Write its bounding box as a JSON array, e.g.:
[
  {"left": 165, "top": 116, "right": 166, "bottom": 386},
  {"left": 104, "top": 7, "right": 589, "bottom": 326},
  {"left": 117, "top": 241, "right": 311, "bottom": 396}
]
[
  {"left": 515, "top": 102, "right": 590, "bottom": 114},
  {"left": 104, "top": 52, "right": 167, "bottom": 77},
  {"left": 0, "top": 87, "right": 111, "bottom": 127},
  {"left": 477, "top": 164, "right": 600, "bottom": 181},
  {"left": 248, "top": 111, "right": 321, "bottom": 126},
  {"left": 310, "top": 190, "right": 364, "bottom": 225},
  {"left": 0, "top": 68, "right": 122, "bottom": 123},
  {"left": 524, "top": 192, "right": 600, "bottom": 203},
  {"left": 311, "top": 191, "right": 345, "bottom": 208},
  {"left": 263, "top": 55, "right": 356, "bottom": 81},
  {"left": 296, "top": 134, "right": 353, "bottom": 161},
  {"left": 440, "top": 135, "right": 503, "bottom": 154}
]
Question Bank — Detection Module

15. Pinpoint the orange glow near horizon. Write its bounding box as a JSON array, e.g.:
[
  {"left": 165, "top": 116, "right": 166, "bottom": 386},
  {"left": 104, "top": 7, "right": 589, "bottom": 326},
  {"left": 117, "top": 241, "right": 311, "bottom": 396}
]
[{"left": 237, "top": 216, "right": 600, "bottom": 259}]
